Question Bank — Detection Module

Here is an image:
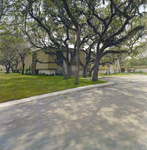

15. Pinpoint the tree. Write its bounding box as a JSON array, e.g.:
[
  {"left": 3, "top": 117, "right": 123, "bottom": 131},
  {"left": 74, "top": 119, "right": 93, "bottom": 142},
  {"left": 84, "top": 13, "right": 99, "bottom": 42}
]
[
  {"left": 0, "top": 0, "right": 20, "bottom": 34},
  {"left": 17, "top": 0, "right": 83, "bottom": 82},
  {"left": 0, "top": 34, "right": 20, "bottom": 73},
  {"left": 16, "top": 41, "right": 31, "bottom": 74},
  {"left": 122, "top": 41, "right": 147, "bottom": 67},
  {"left": 0, "top": 0, "right": 11, "bottom": 22},
  {"left": 80, "top": 0, "right": 147, "bottom": 80},
  {"left": 16, "top": 0, "right": 147, "bottom": 82},
  {"left": 62, "top": 0, "right": 80, "bottom": 84}
]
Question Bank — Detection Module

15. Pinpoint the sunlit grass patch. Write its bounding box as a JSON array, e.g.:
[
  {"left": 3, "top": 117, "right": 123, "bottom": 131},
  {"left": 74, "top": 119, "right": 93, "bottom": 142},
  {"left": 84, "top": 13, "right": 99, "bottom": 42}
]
[
  {"left": 0, "top": 72, "right": 107, "bottom": 103},
  {"left": 98, "top": 73, "right": 132, "bottom": 76}
]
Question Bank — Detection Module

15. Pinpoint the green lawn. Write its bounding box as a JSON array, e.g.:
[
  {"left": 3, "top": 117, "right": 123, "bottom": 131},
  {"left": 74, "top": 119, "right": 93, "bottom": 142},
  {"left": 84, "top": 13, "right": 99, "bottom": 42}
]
[
  {"left": 133, "top": 72, "right": 147, "bottom": 75},
  {"left": 99, "top": 72, "right": 147, "bottom": 76},
  {"left": 0, "top": 72, "right": 107, "bottom": 103},
  {"left": 99, "top": 73, "right": 132, "bottom": 76},
  {"left": 98, "top": 72, "right": 147, "bottom": 76}
]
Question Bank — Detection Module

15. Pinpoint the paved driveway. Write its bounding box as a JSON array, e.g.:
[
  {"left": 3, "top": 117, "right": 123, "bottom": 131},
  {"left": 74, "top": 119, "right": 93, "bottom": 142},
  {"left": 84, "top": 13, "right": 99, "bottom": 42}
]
[{"left": 0, "top": 75, "right": 147, "bottom": 150}]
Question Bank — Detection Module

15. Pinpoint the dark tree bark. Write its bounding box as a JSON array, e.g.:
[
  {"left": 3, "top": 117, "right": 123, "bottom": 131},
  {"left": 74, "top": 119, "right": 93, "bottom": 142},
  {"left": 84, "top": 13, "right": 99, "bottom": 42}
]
[
  {"left": 64, "top": 28, "right": 71, "bottom": 79},
  {"left": 19, "top": 54, "right": 26, "bottom": 75},
  {"left": 92, "top": 45, "right": 101, "bottom": 81},
  {"left": 11, "top": 67, "right": 14, "bottom": 72},
  {"left": 5, "top": 66, "right": 10, "bottom": 74},
  {"left": 22, "top": 60, "right": 25, "bottom": 75},
  {"left": 75, "top": 28, "right": 80, "bottom": 84},
  {"left": 84, "top": 0, "right": 145, "bottom": 81},
  {"left": 83, "top": 66, "right": 87, "bottom": 78},
  {"left": 62, "top": 67, "right": 66, "bottom": 79},
  {"left": 66, "top": 63, "right": 71, "bottom": 79},
  {"left": 15, "top": 62, "right": 18, "bottom": 73},
  {"left": 89, "top": 65, "right": 94, "bottom": 77},
  {"left": 92, "top": 60, "right": 100, "bottom": 81},
  {"left": 62, "top": 0, "right": 80, "bottom": 84},
  {"left": 80, "top": 59, "right": 88, "bottom": 78}
]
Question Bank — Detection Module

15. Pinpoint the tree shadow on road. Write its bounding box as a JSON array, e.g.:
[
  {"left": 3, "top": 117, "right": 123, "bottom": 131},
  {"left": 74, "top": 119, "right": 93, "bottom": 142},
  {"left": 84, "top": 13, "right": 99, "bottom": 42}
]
[{"left": 0, "top": 76, "right": 147, "bottom": 150}]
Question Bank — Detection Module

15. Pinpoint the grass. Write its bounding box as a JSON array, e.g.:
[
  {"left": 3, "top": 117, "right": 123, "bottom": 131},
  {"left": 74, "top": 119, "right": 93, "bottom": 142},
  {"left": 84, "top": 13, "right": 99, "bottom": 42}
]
[
  {"left": 132, "top": 72, "right": 147, "bottom": 75},
  {"left": 0, "top": 72, "right": 107, "bottom": 103},
  {"left": 99, "top": 72, "right": 147, "bottom": 76},
  {"left": 97, "top": 72, "right": 147, "bottom": 77},
  {"left": 98, "top": 73, "right": 132, "bottom": 76}
]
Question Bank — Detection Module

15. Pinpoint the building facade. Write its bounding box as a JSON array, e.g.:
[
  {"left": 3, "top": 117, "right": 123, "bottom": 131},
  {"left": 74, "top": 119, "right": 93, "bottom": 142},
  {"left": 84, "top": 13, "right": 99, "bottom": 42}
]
[
  {"left": 16, "top": 50, "right": 121, "bottom": 75},
  {"left": 16, "top": 50, "right": 87, "bottom": 75},
  {"left": 121, "top": 65, "right": 147, "bottom": 73},
  {"left": 92, "top": 59, "right": 121, "bottom": 74}
]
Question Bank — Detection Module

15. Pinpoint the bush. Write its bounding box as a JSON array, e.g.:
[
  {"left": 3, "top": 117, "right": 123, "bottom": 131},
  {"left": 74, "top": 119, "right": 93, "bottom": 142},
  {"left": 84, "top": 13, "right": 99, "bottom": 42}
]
[
  {"left": 19, "top": 67, "right": 22, "bottom": 73},
  {"left": 139, "top": 70, "right": 142, "bottom": 73},
  {"left": 28, "top": 66, "right": 31, "bottom": 74},
  {"left": 25, "top": 68, "right": 29, "bottom": 74}
]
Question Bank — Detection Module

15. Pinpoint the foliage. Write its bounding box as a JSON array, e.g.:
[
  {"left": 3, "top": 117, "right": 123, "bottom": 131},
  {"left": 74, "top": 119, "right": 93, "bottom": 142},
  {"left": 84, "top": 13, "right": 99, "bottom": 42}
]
[
  {"left": 25, "top": 68, "right": 29, "bottom": 74},
  {"left": 0, "top": 0, "right": 147, "bottom": 83},
  {"left": 19, "top": 67, "right": 22, "bottom": 73},
  {"left": 0, "top": 34, "right": 19, "bottom": 72},
  {"left": 123, "top": 57, "right": 147, "bottom": 67},
  {"left": 0, "top": 31, "right": 31, "bottom": 73}
]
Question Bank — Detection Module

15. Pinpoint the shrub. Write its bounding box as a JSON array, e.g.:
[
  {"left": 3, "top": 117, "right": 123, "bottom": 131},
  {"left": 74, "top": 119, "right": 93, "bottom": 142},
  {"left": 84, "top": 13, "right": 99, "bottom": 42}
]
[
  {"left": 19, "top": 67, "right": 22, "bottom": 73},
  {"left": 28, "top": 66, "right": 31, "bottom": 74},
  {"left": 25, "top": 68, "right": 29, "bottom": 74}
]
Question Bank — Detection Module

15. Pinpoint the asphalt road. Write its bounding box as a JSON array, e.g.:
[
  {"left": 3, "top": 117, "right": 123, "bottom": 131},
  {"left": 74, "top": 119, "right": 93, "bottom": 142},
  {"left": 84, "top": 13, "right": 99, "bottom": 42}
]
[{"left": 0, "top": 75, "right": 147, "bottom": 150}]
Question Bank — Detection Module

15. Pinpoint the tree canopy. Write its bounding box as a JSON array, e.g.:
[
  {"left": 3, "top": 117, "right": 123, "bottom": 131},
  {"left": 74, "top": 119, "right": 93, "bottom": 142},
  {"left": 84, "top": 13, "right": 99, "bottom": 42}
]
[{"left": 0, "top": 0, "right": 147, "bottom": 83}]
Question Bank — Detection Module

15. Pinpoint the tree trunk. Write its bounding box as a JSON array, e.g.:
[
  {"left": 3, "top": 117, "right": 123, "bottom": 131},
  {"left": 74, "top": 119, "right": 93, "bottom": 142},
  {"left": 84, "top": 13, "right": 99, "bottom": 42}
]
[
  {"left": 89, "top": 65, "right": 94, "bottom": 77},
  {"left": 62, "top": 0, "right": 80, "bottom": 84},
  {"left": 92, "top": 59, "right": 100, "bottom": 81},
  {"left": 6, "top": 66, "right": 10, "bottom": 74},
  {"left": 75, "top": 28, "right": 80, "bottom": 84},
  {"left": 83, "top": 66, "right": 87, "bottom": 78},
  {"left": 66, "top": 63, "right": 71, "bottom": 79},
  {"left": 62, "top": 67, "right": 66, "bottom": 79},
  {"left": 11, "top": 67, "right": 14, "bottom": 72},
  {"left": 22, "top": 60, "right": 25, "bottom": 75},
  {"left": 15, "top": 64, "right": 18, "bottom": 73}
]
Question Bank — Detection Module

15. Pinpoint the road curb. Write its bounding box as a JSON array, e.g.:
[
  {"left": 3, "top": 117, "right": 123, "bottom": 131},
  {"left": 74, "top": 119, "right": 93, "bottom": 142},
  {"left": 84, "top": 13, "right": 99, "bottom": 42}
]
[{"left": 0, "top": 82, "right": 114, "bottom": 108}]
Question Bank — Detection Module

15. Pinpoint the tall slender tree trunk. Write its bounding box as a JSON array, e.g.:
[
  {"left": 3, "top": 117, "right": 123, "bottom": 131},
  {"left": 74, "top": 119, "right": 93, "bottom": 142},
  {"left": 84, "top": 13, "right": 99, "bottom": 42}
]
[
  {"left": 92, "top": 58, "right": 100, "bottom": 81},
  {"left": 92, "top": 43, "right": 101, "bottom": 81},
  {"left": 62, "top": 0, "right": 80, "bottom": 85},
  {"left": 62, "top": 67, "right": 66, "bottom": 79},
  {"left": 89, "top": 65, "right": 94, "bottom": 77},
  {"left": 11, "top": 67, "right": 14, "bottom": 72},
  {"left": 15, "top": 64, "right": 18, "bottom": 73},
  {"left": 75, "top": 28, "right": 80, "bottom": 84},
  {"left": 22, "top": 60, "right": 25, "bottom": 75},
  {"left": 83, "top": 65, "right": 87, "bottom": 78},
  {"left": 66, "top": 63, "right": 71, "bottom": 79}
]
